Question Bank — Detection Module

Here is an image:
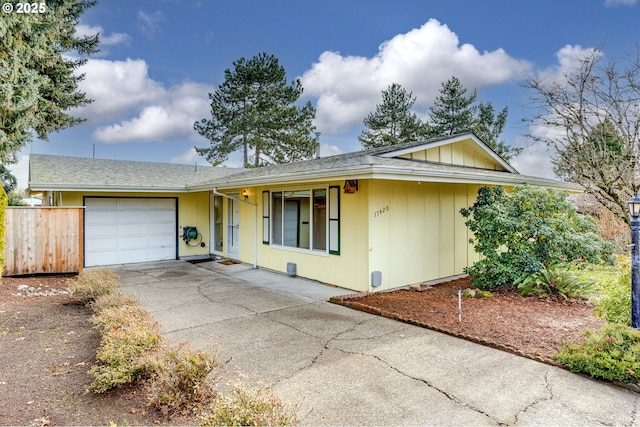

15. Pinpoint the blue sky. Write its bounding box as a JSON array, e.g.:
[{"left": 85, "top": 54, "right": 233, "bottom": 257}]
[{"left": 12, "top": 0, "right": 640, "bottom": 189}]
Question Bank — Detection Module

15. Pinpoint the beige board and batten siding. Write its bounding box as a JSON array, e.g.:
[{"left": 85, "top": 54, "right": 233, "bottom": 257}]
[
  {"left": 367, "top": 180, "right": 481, "bottom": 292},
  {"left": 4, "top": 207, "right": 84, "bottom": 275},
  {"left": 231, "top": 179, "right": 480, "bottom": 293},
  {"left": 232, "top": 181, "right": 370, "bottom": 291},
  {"left": 397, "top": 139, "right": 505, "bottom": 171}
]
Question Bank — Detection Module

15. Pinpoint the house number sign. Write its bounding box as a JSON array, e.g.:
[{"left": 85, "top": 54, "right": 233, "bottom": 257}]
[{"left": 373, "top": 205, "right": 389, "bottom": 217}]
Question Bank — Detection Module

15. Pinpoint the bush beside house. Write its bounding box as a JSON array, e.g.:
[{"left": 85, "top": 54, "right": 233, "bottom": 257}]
[{"left": 460, "top": 185, "right": 614, "bottom": 291}]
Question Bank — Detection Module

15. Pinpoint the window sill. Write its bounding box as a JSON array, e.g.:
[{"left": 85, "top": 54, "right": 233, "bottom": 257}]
[{"left": 267, "top": 244, "right": 330, "bottom": 257}]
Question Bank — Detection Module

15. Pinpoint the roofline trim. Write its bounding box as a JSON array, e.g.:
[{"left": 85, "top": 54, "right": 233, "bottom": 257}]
[
  {"left": 378, "top": 133, "right": 518, "bottom": 174},
  {"left": 28, "top": 183, "right": 193, "bottom": 193},
  {"left": 211, "top": 163, "right": 580, "bottom": 192}
]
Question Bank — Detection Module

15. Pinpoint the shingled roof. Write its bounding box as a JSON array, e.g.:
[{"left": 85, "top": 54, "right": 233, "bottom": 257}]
[
  {"left": 28, "top": 133, "right": 580, "bottom": 193},
  {"left": 29, "top": 154, "right": 241, "bottom": 192}
]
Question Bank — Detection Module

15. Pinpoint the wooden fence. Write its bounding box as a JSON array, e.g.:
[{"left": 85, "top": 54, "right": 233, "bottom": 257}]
[{"left": 3, "top": 207, "right": 84, "bottom": 276}]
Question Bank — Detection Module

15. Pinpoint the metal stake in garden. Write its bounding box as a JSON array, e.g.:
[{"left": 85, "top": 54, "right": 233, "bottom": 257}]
[{"left": 628, "top": 192, "right": 640, "bottom": 329}]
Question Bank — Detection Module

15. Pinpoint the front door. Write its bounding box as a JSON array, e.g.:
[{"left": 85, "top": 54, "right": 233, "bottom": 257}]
[
  {"left": 210, "top": 194, "right": 223, "bottom": 255},
  {"left": 227, "top": 195, "right": 240, "bottom": 258}
]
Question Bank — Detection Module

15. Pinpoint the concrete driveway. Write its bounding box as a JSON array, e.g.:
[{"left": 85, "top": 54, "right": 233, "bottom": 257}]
[{"left": 114, "top": 260, "right": 640, "bottom": 426}]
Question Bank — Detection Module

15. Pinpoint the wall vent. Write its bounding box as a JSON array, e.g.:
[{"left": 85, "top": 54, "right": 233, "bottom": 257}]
[
  {"left": 286, "top": 262, "right": 297, "bottom": 276},
  {"left": 371, "top": 271, "right": 382, "bottom": 287}
]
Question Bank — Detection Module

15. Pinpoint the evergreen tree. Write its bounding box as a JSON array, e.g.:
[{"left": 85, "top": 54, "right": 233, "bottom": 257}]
[
  {"left": 475, "top": 102, "right": 521, "bottom": 160},
  {"left": 194, "top": 53, "right": 316, "bottom": 167},
  {"left": 0, "top": 0, "right": 99, "bottom": 165},
  {"left": 426, "top": 76, "right": 478, "bottom": 137},
  {"left": 359, "top": 83, "right": 426, "bottom": 149},
  {"left": 426, "top": 76, "right": 520, "bottom": 160}
]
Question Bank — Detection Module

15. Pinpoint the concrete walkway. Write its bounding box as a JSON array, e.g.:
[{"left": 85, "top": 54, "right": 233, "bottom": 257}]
[{"left": 113, "top": 260, "right": 640, "bottom": 426}]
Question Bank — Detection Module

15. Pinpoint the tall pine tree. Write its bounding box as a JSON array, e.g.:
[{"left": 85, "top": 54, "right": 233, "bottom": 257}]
[
  {"left": 426, "top": 76, "right": 478, "bottom": 137},
  {"left": 426, "top": 76, "right": 519, "bottom": 160},
  {"left": 0, "top": 0, "right": 99, "bottom": 164},
  {"left": 359, "top": 83, "right": 426, "bottom": 149},
  {"left": 194, "top": 53, "right": 316, "bottom": 167}
]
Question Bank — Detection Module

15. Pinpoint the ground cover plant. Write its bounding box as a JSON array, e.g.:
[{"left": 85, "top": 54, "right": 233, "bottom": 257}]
[{"left": 554, "top": 323, "right": 640, "bottom": 384}]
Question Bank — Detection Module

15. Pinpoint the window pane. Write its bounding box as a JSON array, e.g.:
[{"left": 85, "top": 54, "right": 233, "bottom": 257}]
[
  {"left": 272, "top": 192, "right": 282, "bottom": 245},
  {"left": 313, "top": 189, "right": 326, "bottom": 251},
  {"left": 213, "top": 196, "right": 223, "bottom": 252},
  {"left": 283, "top": 190, "right": 310, "bottom": 249}
]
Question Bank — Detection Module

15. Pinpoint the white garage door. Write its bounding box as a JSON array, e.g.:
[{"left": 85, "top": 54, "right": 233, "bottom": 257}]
[{"left": 84, "top": 197, "right": 177, "bottom": 266}]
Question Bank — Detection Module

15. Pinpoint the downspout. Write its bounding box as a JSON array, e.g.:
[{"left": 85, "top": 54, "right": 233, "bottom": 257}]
[{"left": 212, "top": 187, "right": 258, "bottom": 269}]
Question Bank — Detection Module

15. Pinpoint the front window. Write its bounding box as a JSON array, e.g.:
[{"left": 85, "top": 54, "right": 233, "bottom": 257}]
[{"left": 270, "top": 189, "right": 326, "bottom": 251}]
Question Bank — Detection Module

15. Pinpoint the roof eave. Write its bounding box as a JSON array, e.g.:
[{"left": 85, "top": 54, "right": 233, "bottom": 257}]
[
  {"left": 211, "top": 163, "right": 581, "bottom": 192},
  {"left": 28, "top": 183, "right": 192, "bottom": 193}
]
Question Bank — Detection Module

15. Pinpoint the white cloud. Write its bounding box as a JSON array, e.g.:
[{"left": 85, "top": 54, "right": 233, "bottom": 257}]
[
  {"left": 510, "top": 136, "right": 557, "bottom": 180},
  {"left": 301, "top": 18, "right": 531, "bottom": 133},
  {"left": 170, "top": 147, "right": 202, "bottom": 165},
  {"left": 604, "top": 0, "right": 637, "bottom": 6},
  {"left": 536, "top": 45, "right": 601, "bottom": 84},
  {"left": 138, "top": 11, "right": 164, "bottom": 37},
  {"left": 75, "top": 58, "right": 166, "bottom": 121},
  {"left": 76, "top": 24, "right": 131, "bottom": 47},
  {"left": 92, "top": 81, "right": 214, "bottom": 143},
  {"left": 319, "top": 144, "right": 343, "bottom": 158}
]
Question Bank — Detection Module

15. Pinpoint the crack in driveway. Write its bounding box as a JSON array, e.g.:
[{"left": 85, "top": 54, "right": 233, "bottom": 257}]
[
  {"left": 337, "top": 347, "right": 507, "bottom": 426},
  {"left": 512, "top": 368, "right": 553, "bottom": 425},
  {"left": 266, "top": 316, "right": 374, "bottom": 389}
]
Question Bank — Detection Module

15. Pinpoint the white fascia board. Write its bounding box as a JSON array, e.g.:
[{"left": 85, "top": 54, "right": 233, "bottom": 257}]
[
  {"left": 367, "top": 166, "right": 581, "bottom": 191},
  {"left": 379, "top": 134, "right": 518, "bottom": 174},
  {"left": 28, "top": 183, "right": 190, "bottom": 193}
]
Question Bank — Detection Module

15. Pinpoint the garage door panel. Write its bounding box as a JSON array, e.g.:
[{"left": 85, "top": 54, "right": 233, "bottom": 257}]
[
  {"left": 85, "top": 237, "right": 117, "bottom": 252},
  {"left": 86, "top": 199, "right": 118, "bottom": 209},
  {"left": 86, "top": 211, "right": 119, "bottom": 224},
  {"left": 118, "top": 199, "right": 149, "bottom": 210},
  {"left": 148, "top": 222, "right": 173, "bottom": 235},
  {"left": 118, "top": 211, "right": 147, "bottom": 224},
  {"left": 118, "top": 236, "right": 149, "bottom": 250},
  {"left": 118, "top": 248, "right": 149, "bottom": 263},
  {"left": 118, "top": 223, "right": 147, "bottom": 237},
  {"left": 148, "top": 210, "right": 175, "bottom": 222},
  {"left": 148, "top": 199, "right": 175, "bottom": 209},
  {"left": 148, "top": 235, "right": 175, "bottom": 247},
  {"left": 94, "top": 252, "right": 119, "bottom": 265},
  {"left": 86, "top": 224, "right": 118, "bottom": 237},
  {"left": 85, "top": 197, "right": 176, "bottom": 266}
]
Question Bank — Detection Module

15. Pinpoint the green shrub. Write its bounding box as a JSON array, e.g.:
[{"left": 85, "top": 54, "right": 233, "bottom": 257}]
[
  {"left": 554, "top": 324, "right": 640, "bottom": 384},
  {"left": 594, "top": 261, "right": 631, "bottom": 325},
  {"left": 148, "top": 343, "right": 219, "bottom": 415},
  {"left": 199, "top": 383, "right": 298, "bottom": 426},
  {"left": 515, "top": 263, "right": 596, "bottom": 300},
  {"left": 460, "top": 186, "right": 614, "bottom": 290},
  {"left": 71, "top": 268, "right": 119, "bottom": 303}
]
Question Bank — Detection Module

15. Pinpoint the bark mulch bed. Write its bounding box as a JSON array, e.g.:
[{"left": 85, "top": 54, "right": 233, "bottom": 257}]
[{"left": 331, "top": 277, "right": 606, "bottom": 365}]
